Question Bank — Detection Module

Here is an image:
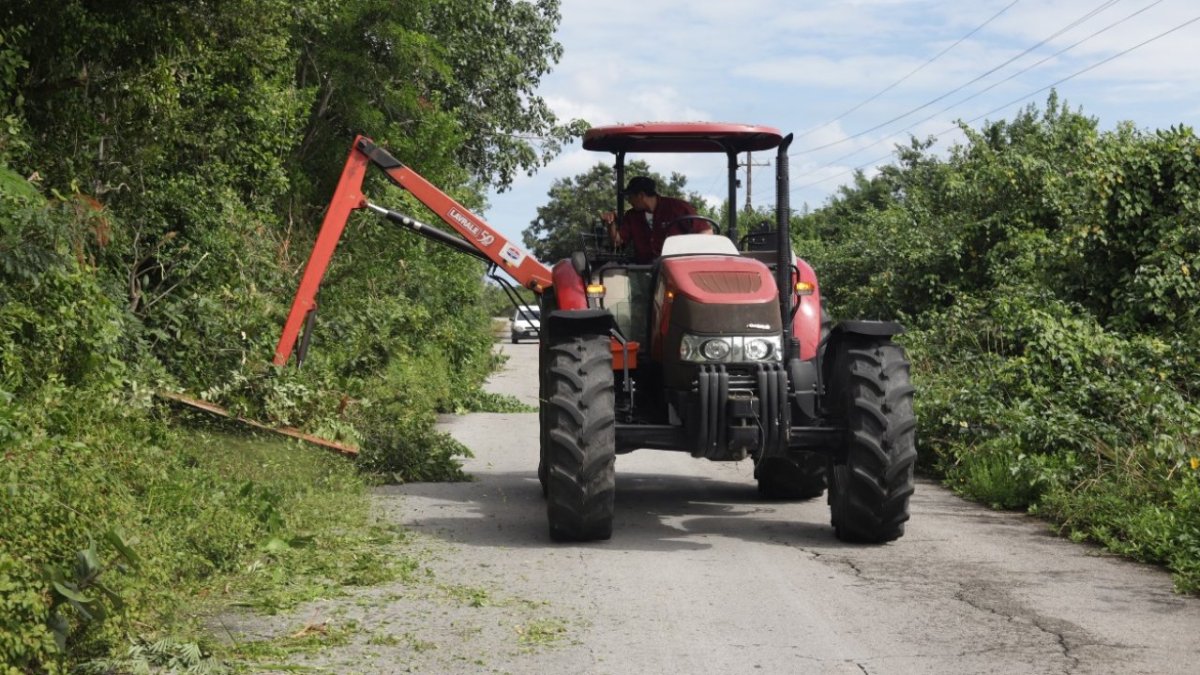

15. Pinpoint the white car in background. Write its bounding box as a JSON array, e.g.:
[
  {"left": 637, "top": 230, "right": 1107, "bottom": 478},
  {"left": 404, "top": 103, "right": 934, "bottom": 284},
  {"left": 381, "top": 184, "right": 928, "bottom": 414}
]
[{"left": 511, "top": 307, "right": 540, "bottom": 343}]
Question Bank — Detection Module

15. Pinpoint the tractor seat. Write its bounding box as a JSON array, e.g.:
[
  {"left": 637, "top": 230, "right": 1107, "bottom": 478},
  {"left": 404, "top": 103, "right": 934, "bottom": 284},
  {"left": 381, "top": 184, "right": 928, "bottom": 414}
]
[{"left": 660, "top": 234, "right": 739, "bottom": 257}]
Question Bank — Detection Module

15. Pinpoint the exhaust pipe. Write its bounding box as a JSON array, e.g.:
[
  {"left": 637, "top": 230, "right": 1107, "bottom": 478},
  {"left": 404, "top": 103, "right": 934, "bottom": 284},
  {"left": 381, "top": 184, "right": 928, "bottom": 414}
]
[{"left": 775, "top": 134, "right": 796, "bottom": 362}]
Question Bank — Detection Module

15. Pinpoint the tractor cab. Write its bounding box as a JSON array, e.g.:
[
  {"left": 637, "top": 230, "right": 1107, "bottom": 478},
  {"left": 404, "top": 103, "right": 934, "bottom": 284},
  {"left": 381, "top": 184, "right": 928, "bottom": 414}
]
[
  {"left": 582, "top": 121, "right": 785, "bottom": 248},
  {"left": 567, "top": 124, "right": 797, "bottom": 363}
]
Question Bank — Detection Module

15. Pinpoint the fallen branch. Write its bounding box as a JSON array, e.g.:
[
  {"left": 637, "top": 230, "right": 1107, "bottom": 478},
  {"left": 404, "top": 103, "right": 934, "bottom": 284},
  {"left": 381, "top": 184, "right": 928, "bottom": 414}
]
[{"left": 157, "top": 391, "right": 359, "bottom": 457}]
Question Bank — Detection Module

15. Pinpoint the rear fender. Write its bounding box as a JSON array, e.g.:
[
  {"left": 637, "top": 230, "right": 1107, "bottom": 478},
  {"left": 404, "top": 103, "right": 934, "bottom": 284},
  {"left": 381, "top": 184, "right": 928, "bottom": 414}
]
[
  {"left": 544, "top": 309, "right": 616, "bottom": 342},
  {"left": 829, "top": 320, "right": 905, "bottom": 338},
  {"left": 546, "top": 260, "right": 614, "bottom": 341}
]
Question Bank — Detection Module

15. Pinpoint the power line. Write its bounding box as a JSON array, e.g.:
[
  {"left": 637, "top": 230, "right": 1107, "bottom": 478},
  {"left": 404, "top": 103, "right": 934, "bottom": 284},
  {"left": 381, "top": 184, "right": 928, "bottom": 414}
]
[
  {"left": 790, "top": 10, "right": 1200, "bottom": 195},
  {"left": 792, "top": 0, "right": 1125, "bottom": 156},
  {"left": 791, "top": 151, "right": 897, "bottom": 193},
  {"left": 961, "top": 12, "right": 1200, "bottom": 126},
  {"left": 794, "top": 0, "right": 1022, "bottom": 142},
  {"left": 791, "top": 0, "right": 1164, "bottom": 184}
]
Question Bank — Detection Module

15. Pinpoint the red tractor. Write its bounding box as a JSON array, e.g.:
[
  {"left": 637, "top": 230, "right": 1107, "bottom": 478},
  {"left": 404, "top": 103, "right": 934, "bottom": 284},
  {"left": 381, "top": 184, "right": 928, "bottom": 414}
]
[{"left": 275, "top": 122, "right": 917, "bottom": 544}]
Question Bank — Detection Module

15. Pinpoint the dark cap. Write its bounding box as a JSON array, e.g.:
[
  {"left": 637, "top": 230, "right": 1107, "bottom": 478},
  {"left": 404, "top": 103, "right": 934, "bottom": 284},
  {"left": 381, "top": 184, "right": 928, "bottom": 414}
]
[{"left": 622, "top": 176, "right": 657, "bottom": 197}]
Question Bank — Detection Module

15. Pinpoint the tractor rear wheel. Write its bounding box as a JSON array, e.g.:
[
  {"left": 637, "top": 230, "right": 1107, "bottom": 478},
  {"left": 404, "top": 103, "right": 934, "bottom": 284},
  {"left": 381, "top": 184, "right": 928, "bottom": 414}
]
[
  {"left": 543, "top": 332, "right": 616, "bottom": 541},
  {"left": 755, "top": 453, "right": 826, "bottom": 500},
  {"left": 826, "top": 337, "right": 917, "bottom": 543}
]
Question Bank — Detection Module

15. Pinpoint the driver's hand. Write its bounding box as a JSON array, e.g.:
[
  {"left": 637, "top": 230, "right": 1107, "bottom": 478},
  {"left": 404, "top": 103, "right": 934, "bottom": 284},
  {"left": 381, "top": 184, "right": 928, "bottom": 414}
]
[{"left": 601, "top": 212, "right": 623, "bottom": 246}]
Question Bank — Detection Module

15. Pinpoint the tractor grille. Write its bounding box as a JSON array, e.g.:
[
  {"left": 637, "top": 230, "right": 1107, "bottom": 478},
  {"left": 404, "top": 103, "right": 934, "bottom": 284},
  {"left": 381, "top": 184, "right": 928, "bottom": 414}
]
[
  {"left": 724, "top": 368, "right": 759, "bottom": 392},
  {"left": 688, "top": 271, "right": 762, "bottom": 294}
]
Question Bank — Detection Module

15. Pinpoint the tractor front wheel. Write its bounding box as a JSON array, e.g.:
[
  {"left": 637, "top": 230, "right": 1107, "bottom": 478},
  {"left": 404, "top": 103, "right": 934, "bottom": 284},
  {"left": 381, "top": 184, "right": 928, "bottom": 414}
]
[
  {"left": 542, "top": 332, "right": 616, "bottom": 541},
  {"left": 826, "top": 337, "right": 917, "bottom": 543}
]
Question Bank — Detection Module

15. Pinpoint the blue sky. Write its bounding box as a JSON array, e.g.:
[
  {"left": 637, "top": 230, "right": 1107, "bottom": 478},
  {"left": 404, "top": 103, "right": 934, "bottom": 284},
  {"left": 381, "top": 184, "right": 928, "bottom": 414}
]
[{"left": 480, "top": 0, "right": 1200, "bottom": 253}]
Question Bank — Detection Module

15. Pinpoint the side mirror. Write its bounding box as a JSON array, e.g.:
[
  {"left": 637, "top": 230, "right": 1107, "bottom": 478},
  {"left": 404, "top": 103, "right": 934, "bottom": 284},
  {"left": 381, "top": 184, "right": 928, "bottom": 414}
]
[{"left": 570, "top": 250, "right": 590, "bottom": 279}]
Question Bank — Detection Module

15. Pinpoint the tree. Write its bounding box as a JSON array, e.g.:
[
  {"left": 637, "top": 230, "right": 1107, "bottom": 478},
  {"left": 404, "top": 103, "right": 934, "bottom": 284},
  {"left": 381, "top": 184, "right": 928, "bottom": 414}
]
[
  {"left": 0, "top": 2, "right": 596, "bottom": 667},
  {"left": 293, "top": 0, "right": 587, "bottom": 201},
  {"left": 425, "top": 0, "right": 589, "bottom": 189},
  {"left": 521, "top": 160, "right": 704, "bottom": 263}
]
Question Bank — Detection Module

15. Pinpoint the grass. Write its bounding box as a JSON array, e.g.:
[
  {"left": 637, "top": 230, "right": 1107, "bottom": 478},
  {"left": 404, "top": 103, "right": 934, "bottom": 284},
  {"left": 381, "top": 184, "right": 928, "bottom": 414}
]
[
  {"left": 515, "top": 618, "right": 568, "bottom": 650},
  {"left": 453, "top": 389, "right": 535, "bottom": 414},
  {"left": 174, "top": 425, "right": 397, "bottom": 613},
  {"left": 224, "top": 619, "right": 358, "bottom": 663},
  {"left": 440, "top": 584, "right": 492, "bottom": 608},
  {"left": 2, "top": 404, "right": 426, "bottom": 672},
  {"left": 936, "top": 433, "right": 1200, "bottom": 592},
  {"left": 170, "top": 425, "right": 442, "bottom": 668}
]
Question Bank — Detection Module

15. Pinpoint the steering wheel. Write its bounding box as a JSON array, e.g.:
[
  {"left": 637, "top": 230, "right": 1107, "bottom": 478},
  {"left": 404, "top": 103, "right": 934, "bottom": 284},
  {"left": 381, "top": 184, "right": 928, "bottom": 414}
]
[
  {"left": 593, "top": 217, "right": 634, "bottom": 263},
  {"left": 664, "top": 214, "right": 721, "bottom": 234}
]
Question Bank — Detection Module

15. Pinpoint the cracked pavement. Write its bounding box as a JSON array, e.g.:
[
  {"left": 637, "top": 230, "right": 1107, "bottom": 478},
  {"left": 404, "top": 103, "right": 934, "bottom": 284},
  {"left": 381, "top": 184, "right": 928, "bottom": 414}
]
[{"left": 251, "top": 341, "right": 1200, "bottom": 674}]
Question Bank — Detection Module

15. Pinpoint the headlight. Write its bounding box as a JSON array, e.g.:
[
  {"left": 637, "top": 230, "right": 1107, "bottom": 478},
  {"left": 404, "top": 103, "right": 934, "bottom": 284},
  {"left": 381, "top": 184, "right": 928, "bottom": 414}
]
[
  {"left": 680, "top": 334, "right": 782, "bottom": 363},
  {"left": 744, "top": 338, "right": 773, "bottom": 361},
  {"left": 701, "top": 339, "right": 731, "bottom": 361}
]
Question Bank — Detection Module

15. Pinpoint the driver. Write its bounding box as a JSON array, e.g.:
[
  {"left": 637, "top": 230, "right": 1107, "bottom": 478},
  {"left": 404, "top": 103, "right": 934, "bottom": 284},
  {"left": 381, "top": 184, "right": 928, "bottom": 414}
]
[{"left": 601, "top": 176, "right": 712, "bottom": 264}]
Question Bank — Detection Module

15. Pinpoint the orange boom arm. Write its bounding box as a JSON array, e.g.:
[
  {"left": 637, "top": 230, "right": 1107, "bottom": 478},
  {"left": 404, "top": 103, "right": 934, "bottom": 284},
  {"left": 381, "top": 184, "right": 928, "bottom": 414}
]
[{"left": 273, "top": 136, "right": 552, "bottom": 366}]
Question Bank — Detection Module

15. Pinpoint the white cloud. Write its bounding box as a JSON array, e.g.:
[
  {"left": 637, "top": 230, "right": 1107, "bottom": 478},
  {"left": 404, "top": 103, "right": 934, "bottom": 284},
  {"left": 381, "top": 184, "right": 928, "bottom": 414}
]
[{"left": 484, "top": 0, "right": 1200, "bottom": 242}]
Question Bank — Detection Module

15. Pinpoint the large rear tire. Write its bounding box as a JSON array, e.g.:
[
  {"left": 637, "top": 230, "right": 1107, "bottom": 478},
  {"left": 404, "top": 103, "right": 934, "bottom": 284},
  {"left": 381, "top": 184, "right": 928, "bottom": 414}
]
[
  {"left": 755, "top": 453, "right": 826, "bottom": 500},
  {"left": 543, "top": 333, "right": 616, "bottom": 541},
  {"left": 826, "top": 338, "right": 916, "bottom": 543}
]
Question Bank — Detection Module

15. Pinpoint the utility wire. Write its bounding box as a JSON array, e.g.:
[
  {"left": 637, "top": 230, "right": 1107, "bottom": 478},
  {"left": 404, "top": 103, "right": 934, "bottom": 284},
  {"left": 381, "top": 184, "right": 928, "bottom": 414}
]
[
  {"left": 791, "top": 151, "right": 897, "bottom": 193},
  {"left": 794, "top": 0, "right": 1022, "bottom": 142},
  {"left": 792, "top": 0, "right": 1164, "bottom": 184},
  {"left": 791, "top": 11, "right": 1200, "bottom": 193},
  {"left": 792, "top": 0, "right": 1125, "bottom": 156},
  {"left": 961, "top": 12, "right": 1200, "bottom": 126}
]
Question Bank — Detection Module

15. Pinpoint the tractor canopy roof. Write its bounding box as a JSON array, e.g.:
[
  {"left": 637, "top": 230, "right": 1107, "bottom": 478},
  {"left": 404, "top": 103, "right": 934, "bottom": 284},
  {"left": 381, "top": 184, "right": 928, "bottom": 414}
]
[{"left": 582, "top": 122, "right": 783, "bottom": 154}]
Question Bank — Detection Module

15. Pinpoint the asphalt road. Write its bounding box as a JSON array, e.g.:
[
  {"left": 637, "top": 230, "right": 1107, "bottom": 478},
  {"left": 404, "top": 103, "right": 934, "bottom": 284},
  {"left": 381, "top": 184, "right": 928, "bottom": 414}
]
[{"left": 256, "top": 339, "right": 1200, "bottom": 674}]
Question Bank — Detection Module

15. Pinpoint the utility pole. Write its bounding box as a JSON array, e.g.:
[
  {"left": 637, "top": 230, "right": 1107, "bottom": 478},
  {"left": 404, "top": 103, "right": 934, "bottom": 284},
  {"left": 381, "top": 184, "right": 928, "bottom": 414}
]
[{"left": 738, "top": 152, "right": 770, "bottom": 210}]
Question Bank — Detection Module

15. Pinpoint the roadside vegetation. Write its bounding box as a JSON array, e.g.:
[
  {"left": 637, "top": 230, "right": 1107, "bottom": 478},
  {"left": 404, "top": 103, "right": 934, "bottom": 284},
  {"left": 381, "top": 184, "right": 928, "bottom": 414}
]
[
  {"left": 797, "top": 93, "right": 1200, "bottom": 592},
  {"left": 0, "top": 1, "right": 578, "bottom": 670}
]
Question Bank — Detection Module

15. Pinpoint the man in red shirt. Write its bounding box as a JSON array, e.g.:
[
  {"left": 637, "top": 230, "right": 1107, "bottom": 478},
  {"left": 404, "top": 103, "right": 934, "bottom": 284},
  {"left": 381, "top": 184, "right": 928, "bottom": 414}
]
[{"left": 601, "top": 176, "right": 713, "bottom": 263}]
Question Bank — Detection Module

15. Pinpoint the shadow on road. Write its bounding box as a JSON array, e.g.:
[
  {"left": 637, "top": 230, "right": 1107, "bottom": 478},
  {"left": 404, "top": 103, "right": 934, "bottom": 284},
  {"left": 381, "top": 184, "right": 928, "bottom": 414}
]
[{"left": 380, "top": 467, "right": 867, "bottom": 553}]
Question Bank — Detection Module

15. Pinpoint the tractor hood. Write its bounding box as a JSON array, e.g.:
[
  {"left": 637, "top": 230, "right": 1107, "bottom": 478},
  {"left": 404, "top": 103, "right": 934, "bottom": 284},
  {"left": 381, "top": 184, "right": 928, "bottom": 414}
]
[
  {"left": 654, "top": 255, "right": 782, "bottom": 386},
  {"left": 659, "top": 255, "right": 778, "bottom": 305}
]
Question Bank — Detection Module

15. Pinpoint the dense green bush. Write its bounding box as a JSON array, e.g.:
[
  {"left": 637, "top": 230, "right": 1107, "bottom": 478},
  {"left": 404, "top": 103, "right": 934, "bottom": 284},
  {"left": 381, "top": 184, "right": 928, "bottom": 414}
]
[
  {"left": 800, "top": 93, "right": 1200, "bottom": 591},
  {"left": 1, "top": 1, "right": 581, "bottom": 668}
]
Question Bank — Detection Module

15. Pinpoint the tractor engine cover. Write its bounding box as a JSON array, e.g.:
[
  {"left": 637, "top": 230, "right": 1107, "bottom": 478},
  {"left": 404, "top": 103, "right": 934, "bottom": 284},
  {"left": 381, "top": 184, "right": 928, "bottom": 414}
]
[{"left": 652, "top": 255, "right": 781, "bottom": 389}]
